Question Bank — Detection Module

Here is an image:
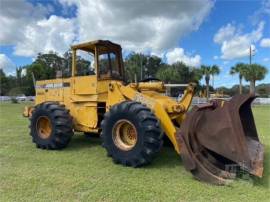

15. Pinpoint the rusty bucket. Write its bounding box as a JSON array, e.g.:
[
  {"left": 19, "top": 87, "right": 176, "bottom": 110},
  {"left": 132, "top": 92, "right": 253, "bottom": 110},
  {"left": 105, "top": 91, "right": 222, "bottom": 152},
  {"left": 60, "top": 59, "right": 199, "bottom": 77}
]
[{"left": 177, "top": 94, "right": 264, "bottom": 185}]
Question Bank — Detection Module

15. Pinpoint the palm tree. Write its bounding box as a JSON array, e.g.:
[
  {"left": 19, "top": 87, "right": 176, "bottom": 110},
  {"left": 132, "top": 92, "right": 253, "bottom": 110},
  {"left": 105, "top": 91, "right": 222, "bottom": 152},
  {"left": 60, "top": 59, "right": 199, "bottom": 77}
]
[
  {"left": 200, "top": 65, "right": 220, "bottom": 100},
  {"left": 229, "top": 63, "right": 246, "bottom": 94},
  {"left": 156, "top": 64, "right": 180, "bottom": 83},
  {"left": 242, "top": 64, "right": 268, "bottom": 94},
  {"left": 211, "top": 65, "right": 220, "bottom": 88}
]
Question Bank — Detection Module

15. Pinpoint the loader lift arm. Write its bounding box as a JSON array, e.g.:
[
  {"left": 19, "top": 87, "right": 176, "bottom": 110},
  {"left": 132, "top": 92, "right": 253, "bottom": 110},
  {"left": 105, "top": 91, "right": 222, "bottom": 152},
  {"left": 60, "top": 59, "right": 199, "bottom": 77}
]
[{"left": 106, "top": 81, "right": 196, "bottom": 154}]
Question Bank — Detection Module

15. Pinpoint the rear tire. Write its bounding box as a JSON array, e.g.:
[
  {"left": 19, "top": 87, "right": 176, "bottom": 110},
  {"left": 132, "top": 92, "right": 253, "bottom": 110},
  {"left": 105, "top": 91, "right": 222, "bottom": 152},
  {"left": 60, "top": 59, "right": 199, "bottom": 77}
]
[
  {"left": 101, "top": 101, "right": 163, "bottom": 167},
  {"left": 30, "top": 102, "right": 73, "bottom": 149}
]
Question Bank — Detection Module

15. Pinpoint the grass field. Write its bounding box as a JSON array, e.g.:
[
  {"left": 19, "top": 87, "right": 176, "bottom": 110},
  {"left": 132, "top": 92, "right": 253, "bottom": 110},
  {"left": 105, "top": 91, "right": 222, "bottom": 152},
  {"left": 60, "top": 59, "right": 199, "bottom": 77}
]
[{"left": 0, "top": 102, "right": 269, "bottom": 202}]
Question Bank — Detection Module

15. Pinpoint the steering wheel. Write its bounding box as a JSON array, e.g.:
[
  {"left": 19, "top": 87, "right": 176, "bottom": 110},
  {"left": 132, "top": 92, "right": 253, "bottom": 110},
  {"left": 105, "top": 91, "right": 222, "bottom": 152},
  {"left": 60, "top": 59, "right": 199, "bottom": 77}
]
[{"left": 140, "top": 77, "right": 161, "bottom": 82}]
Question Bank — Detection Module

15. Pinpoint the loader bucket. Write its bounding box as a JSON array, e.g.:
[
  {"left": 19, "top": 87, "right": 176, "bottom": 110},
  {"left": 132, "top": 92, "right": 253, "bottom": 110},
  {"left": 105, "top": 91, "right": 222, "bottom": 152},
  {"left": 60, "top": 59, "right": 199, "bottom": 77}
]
[{"left": 177, "top": 94, "right": 264, "bottom": 185}]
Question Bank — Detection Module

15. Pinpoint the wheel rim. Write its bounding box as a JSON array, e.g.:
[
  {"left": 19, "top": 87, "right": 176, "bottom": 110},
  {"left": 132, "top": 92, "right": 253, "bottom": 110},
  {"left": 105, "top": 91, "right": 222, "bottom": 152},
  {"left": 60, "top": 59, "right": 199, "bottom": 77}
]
[
  {"left": 112, "top": 119, "right": 138, "bottom": 151},
  {"left": 36, "top": 116, "right": 52, "bottom": 139}
]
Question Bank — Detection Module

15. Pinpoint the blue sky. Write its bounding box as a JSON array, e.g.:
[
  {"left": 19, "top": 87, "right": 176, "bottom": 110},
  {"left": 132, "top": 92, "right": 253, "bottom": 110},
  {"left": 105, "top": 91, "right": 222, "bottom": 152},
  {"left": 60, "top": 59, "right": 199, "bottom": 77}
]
[
  {"left": 0, "top": 0, "right": 269, "bottom": 87},
  {"left": 180, "top": 0, "right": 270, "bottom": 86}
]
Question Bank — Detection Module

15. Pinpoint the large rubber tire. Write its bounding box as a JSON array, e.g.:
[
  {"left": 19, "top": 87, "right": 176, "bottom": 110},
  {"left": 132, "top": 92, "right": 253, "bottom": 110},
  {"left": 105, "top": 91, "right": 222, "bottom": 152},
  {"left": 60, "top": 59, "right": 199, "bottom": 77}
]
[
  {"left": 30, "top": 102, "right": 73, "bottom": 149},
  {"left": 101, "top": 101, "right": 163, "bottom": 167}
]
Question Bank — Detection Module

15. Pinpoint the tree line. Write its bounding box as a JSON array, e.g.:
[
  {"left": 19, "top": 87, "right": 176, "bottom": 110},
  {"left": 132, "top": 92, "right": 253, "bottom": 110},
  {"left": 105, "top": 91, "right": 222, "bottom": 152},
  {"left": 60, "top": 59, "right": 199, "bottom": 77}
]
[{"left": 0, "top": 51, "right": 268, "bottom": 98}]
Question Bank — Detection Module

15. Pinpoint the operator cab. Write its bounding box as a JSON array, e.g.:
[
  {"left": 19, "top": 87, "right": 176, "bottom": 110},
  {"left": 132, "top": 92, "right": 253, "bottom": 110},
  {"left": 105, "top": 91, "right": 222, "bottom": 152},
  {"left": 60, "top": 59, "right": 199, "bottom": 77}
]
[{"left": 71, "top": 40, "right": 124, "bottom": 80}]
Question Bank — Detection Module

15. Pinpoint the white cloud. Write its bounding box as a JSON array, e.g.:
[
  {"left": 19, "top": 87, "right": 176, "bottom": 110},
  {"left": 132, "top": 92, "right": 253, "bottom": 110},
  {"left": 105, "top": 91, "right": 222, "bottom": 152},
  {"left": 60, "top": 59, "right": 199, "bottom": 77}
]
[
  {"left": 250, "top": 0, "right": 270, "bottom": 24},
  {"left": 213, "top": 22, "right": 265, "bottom": 60},
  {"left": 0, "top": 54, "right": 15, "bottom": 74},
  {"left": 214, "top": 23, "right": 237, "bottom": 44},
  {"left": 60, "top": 0, "right": 213, "bottom": 53},
  {"left": 21, "top": 68, "right": 27, "bottom": 76},
  {"left": 14, "top": 16, "right": 76, "bottom": 57},
  {"left": 223, "top": 60, "right": 230, "bottom": 65},
  {"left": 213, "top": 55, "right": 219, "bottom": 60},
  {"left": 0, "top": 1, "right": 51, "bottom": 45},
  {"left": 165, "top": 48, "right": 201, "bottom": 67},
  {"left": 263, "top": 57, "right": 270, "bottom": 62},
  {"left": 0, "top": 0, "right": 213, "bottom": 59},
  {"left": 0, "top": 1, "right": 76, "bottom": 57},
  {"left": 260, "top": 38, "right": 270, "bottom": 47}
]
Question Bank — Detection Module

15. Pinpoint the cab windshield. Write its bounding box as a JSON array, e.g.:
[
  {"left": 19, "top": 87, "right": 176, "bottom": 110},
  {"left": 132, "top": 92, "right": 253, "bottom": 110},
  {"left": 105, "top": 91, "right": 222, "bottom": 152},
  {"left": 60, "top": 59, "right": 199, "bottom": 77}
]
[{"left": 98, "top": 46, "right": 122, "bottom": 80}]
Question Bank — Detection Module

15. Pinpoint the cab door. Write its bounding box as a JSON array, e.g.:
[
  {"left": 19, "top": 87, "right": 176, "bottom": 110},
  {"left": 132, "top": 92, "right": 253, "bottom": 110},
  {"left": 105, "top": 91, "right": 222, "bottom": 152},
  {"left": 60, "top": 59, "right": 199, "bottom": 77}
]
[
  {"left": 70, "top": 49, "right": 98, "bottom": 130},
  {"left": 71, "top": 49, "right": 97, "bottom": 95}
]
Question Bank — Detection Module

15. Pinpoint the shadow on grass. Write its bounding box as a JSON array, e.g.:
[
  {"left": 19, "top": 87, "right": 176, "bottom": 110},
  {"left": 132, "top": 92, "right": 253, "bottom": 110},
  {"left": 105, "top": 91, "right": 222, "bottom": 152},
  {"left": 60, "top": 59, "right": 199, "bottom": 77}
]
[
  {"left": 147, "top": 135, "right": 183, "bottom": 168},
  {"left": 66, "top": 133, "right": 102, "bottom": 151},
  {"left": 65, "top": 134, "right": 269, "bottom": 188},
  {"left": 147, "top": 145, "right": 184, "bottom": 169},
  {"left": 67, "top": 134, "right": 183, "bottom": 168}
]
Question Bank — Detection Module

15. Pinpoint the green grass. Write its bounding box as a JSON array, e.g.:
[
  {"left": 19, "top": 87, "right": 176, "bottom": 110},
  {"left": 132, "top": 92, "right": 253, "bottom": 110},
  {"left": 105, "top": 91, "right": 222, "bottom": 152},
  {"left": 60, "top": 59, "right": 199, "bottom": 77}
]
[{"left": 0, "top": 103, "right": 269, "bottom": 202}]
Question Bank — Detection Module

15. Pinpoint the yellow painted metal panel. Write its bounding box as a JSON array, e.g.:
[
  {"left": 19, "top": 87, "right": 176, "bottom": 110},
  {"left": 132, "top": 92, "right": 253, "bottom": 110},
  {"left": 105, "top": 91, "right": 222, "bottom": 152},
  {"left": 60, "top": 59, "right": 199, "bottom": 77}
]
[
  {"left": 35, "top": 88, "right": 46, "bottom": 104},
  {"left": 35, "top": 78, "right": 70, "bottom": 104},
  {"left": 73, "top": 76, "right": 97, "bottom": 95},
  {"left": 71, "top": 103, "right": 98, "bottom": 130},
  {"left": 45, "top": 88, "right": 63, "bottom": 102}
]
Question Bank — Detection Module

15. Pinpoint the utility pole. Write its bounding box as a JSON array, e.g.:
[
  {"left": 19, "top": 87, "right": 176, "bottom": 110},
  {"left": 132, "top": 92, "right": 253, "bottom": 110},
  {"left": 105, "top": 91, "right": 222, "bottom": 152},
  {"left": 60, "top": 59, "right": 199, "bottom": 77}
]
[
  {"left": 249, "top": 46, "right": 252, "bottom": 65},
  {"left": 140, "top": 53, "right": 143, "bottom": 80},
  {"left": 249, "top": 45, "right": 255, "bottom": 65},
  {"left": 249, "top": 45, "right": 256, "bottom": 94}
]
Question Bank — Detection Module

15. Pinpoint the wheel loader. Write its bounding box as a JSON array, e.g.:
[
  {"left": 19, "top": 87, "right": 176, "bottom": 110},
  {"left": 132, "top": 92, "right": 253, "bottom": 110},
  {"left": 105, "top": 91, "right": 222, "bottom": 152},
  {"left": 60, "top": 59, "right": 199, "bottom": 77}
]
[{"left": 23, "top": 40, "right": 264, "bottom": 185}]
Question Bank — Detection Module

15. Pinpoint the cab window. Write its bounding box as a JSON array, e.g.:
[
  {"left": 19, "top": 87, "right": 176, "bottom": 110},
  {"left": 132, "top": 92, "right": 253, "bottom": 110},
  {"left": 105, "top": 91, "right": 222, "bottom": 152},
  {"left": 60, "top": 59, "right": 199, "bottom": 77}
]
[
  {"left": 110, "top": 53, "right": 120, "bottom": 77},
  {"left": 76, "top": 49, "right": 95, "bottom": 76},
  {"left": 98, "top": 46, "right": 122, "bottom": 79},
  {"left": 98, "top": 53, "right": 110, "bottom": 76}
]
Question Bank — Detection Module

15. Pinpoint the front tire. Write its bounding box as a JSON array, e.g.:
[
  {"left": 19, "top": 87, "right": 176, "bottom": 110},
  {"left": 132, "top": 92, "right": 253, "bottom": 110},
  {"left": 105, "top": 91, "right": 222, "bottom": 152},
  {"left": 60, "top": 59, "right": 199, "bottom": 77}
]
[
  {"left": 101, "top": 101, "right": 163, "bottom": 167},
  {"left": 30, "top": 102, "right": 73, "bottom": 149}
]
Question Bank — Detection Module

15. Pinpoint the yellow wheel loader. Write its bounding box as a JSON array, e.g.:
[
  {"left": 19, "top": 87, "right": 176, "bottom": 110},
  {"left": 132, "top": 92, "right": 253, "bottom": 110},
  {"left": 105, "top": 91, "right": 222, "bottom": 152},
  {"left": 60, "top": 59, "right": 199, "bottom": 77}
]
[{"left": 23, "top": 40, "right": 264, "bottom": 185}]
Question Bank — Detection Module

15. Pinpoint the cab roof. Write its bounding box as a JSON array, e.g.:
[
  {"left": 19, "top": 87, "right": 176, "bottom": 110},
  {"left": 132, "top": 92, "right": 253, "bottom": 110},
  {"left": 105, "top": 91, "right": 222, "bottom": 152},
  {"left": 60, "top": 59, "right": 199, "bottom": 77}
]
[{"left": 71, "top": 40, "right": 121, "bottom": 52}]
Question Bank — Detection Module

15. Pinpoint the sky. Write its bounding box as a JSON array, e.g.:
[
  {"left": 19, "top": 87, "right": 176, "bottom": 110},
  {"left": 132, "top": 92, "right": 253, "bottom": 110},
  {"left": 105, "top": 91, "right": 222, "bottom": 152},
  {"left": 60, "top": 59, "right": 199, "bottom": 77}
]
[{"left": 0, "top": 0, "right": 269, "bottom": 87}]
